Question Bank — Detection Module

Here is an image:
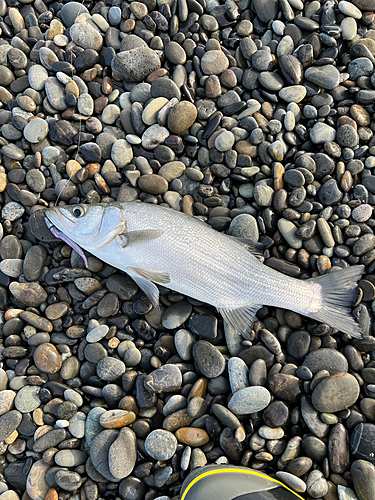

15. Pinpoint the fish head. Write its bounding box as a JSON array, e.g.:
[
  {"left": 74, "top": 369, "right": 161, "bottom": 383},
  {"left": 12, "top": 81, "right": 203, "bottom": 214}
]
[{"left": 44, "top": 203, "right": 127, "bottom": 249}]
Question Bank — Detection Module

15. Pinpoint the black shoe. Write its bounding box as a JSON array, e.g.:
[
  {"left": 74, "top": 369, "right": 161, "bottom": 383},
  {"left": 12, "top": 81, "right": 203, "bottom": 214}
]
[{"left": 180, "top": 465, "right": 305, "bottom": 500}]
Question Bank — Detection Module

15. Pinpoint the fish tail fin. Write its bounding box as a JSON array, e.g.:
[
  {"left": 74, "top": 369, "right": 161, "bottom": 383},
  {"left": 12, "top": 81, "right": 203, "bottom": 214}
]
[{"left": 306, "top": 265, "right": 364, "bottom": 338}]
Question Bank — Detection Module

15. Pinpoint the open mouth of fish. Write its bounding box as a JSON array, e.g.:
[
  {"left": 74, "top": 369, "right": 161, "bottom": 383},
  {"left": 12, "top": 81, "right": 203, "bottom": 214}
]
[{"left": 45, "top": 212, "right": 89, "bottom": 268}]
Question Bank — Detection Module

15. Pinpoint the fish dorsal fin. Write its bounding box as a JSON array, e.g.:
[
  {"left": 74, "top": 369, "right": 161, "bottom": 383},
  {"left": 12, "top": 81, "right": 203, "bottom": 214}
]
[
  {"left": 229, "top": 236, "right": 265, "bottom": 261},
  {"left": 128, "top": 266, "right": 170, "bottom": 284},
  {"left": 119, "top": 230, "right": 164, "bottom": 248},
  {"left": 126, "top": 270, "right": 161, "bottom": 310},
  {"left": 218, "top": 304, "right": 261, "bottom": 335}
]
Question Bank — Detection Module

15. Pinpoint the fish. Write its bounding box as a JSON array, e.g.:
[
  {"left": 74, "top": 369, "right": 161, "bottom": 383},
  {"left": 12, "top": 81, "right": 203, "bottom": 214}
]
[{"left": 44, "top": 201, "right": 364, "bottom": 338}]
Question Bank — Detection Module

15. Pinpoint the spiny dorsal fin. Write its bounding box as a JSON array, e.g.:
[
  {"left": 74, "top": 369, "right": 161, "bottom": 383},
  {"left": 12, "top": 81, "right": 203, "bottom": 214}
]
[{"left": 229, "top": 236, "right": 265, "bottom": 261}]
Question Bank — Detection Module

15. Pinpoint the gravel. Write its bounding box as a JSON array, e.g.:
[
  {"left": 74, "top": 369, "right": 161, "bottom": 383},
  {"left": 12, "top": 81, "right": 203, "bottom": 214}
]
[{"left": 0, "top": 0, "right": 374, "bottom": 499}]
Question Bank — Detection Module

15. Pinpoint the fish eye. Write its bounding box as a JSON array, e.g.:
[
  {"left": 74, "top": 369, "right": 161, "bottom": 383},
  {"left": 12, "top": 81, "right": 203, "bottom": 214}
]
[{"left": 72, "top": 205, "right": 85, "bottom": 218}]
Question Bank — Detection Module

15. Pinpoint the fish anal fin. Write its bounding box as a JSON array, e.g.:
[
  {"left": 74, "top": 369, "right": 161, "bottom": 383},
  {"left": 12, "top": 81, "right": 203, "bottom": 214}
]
[
  {"left": 229, "top": 236, "right": 265, "bottom": 261},
  {"left": 218, "top": 304, "right": 261, "bottom": 335},
  {"left": 119, "top": 230, "right": 164, "bottom": 248},
  {"left": 128, "top": 266, "right": 170, "bottom": 284},
  {"left": 127, "top": 272, "right": 160, "bottom": 310}
]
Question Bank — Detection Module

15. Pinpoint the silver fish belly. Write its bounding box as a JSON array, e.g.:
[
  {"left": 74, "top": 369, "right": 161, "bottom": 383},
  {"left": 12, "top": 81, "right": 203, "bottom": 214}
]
[{"left": 45, "top": 202, "right": 363, "bottom": 337}]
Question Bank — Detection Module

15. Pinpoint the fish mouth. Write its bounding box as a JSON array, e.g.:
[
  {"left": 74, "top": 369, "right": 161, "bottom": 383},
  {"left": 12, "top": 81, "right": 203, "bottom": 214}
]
[{"left": 45, "top": 208, "right": 89, "bottom": 268}]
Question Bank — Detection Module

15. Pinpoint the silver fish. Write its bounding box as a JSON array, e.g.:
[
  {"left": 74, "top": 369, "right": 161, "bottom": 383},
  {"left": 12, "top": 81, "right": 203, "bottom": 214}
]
[{"left": 45, "top": 202, "right": 364, "bottom": 338}]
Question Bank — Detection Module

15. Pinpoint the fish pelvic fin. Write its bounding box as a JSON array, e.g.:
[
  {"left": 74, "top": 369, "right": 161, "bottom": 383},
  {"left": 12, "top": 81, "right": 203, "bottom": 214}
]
[
  {"left": 128, "top": 267, "right": 170, "bottom": 284},
  {"left": 218, "top": 304, "right": 262, "bottom": 335},
  {"left": 306, "top": 265, "right": 364, "bottom": 338},
  {"left": 126, "top": 271, "right": 161, "bottom": 310}
]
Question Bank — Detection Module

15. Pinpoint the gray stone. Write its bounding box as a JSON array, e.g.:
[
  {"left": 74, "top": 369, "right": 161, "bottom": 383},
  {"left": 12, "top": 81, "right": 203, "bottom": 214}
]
[
  {"left": 111, "top": 47, "right": 161, "bottom": 83},
  {"left": 60, "top": 2, "right": 89, "bottom": 27},
  {"left": 228, "top": 386, "right": 271, "bottom": 415},
  {"left": 162, "top": 301, "right": 192, "bottom": 329},
  {"left": 145, "top": 429, "right": 177, "bottom": 461},
  {"left": 144, "top": 364, "right": 182, "bottom": 393},
  {"left": 311, "top": 373, "right": 360, "bottom": 413},
  {"left": 305, "top": 65, "right": 340, "bottom": 90},
  {"left": 193, "top": 340, "right": 226, "bottom": 378},
  {"left": 108, "top": 428, "right": 137, "bottom": 480},
  {"left": 228, "top": 357, "right": 249, "bottom": 394},
  {"left": 310, "top": 122, "right": 336, "bottom": 144}
]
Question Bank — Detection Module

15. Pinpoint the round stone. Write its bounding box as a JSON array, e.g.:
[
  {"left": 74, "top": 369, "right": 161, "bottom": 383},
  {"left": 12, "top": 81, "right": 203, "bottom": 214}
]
[
  {"left": 14, "top": 386, "right": 41, "bottom": 413},
  {"left": 111, "top": 139, "right": 133, "bottom": 168},
  {"left": 228, "top": 387, "right": 271, "bottom": 415},
  {"left": 86, "top": 325, "right": 109, "bottom": 343},
  {"left": 138, "top": 174, "right": 168, "bottom": 195},
  {"left": 97, "top": 357, "right": 125, "bottom": 381},
  {"left": 23, "top": 118, "right": 49, "bottom": 144},
  {"left": 145, "top": 430, "right": 177, "bottom": 461},
  {"left": 60, "top": 2, "right": 89, "bottom": 27},
  {"left": 311, "top": 373, "right": 360, "bottom": 413},
  {"left": 111, "top": 47, "right": 161, "bottom": 83},
  {"left": 28, "top": 65, "right": 48, "bottom": 91},
  {"left": 70, "top": 23, "right": 103, "bottom": 51},
  {"left": 201, "top": 50, "right": 229, "bottom": 75},
  {"left": 279, "top": 85, "right": 306, "bottom": 103},
  {"left": 310, "top": 123, "right": 336, "bottom": 144},
  {"left": 193, "top": 340, "right": 226, "bottom": 378},
  {"left": 165, "top": 41, "right": 186, "bottom": 65},
  {"left": 34, "top": 343, "right": 62, "bottom": 374},
  {"left": 215, "top": 131, "right": 235, "bottom": 152},
  {"left": 162, "top": 301, "right": 192, "bottom": 329},
  {"left": 303, "top": 348, "right": 348, "bottom": 374},
  {"left": 142, "top": 97, "right": 168, "bottom": 125},
  {"left": 228, "top": 214, "right": 259, "bottom": 241},
  {"left": 305, "top": 65, "right": 340, "bottom": 90},
  {"left": 336, "top": 124, "right": 359, "bottom": 148},
  {"left": 168, "top": 101, "right": 197, "bottom": 134},
  {"left": 108, "top": 427, "right": 137, "bottom": 480}
]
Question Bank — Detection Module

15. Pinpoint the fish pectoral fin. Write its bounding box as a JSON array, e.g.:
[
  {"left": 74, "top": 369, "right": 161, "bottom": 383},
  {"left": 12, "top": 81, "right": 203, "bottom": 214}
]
[
  {"left": 126, "top": 272, "right": 161, "bottom": 310},
  {"left": 128, "top": 266, "right": 171, "bottom": 284},
  {"left": 229, "top": 236, "right": 265, "bottom": 262},
  {"left": 218, "top": 304, "right": 262, "bottom": 335},
  {"left": 119, "top": 230, "right": 164, "bottom": 248}
]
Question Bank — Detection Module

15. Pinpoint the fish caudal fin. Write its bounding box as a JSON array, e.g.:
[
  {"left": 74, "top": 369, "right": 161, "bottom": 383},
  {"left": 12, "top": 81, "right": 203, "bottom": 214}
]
[{"left": 306, "top": 265, "right": 364, "bottom": 338}]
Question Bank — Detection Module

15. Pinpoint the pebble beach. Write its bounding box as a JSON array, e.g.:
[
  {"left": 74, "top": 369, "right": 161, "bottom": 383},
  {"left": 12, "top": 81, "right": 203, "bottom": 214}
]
[{"left": 0, "top": 0, "right": 374, "bottom": 499}]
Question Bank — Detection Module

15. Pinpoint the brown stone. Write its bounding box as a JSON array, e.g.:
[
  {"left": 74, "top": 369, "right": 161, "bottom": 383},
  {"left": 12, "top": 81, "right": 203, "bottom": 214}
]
[
  {"left": 167, "top": 101, "right": 197, "bottom": 134},
  {"left": 99, "top": 410, "right": 136, "bottom": 428},
  {"left": 26, "top": 459, "right": 50, "bottom": 500},
  {"left": 0, "top": 390, "right": 16, "bottom": 416},
  {"left": 163, "top": 409, "right": 194, "bottom": 432},
  {"left": 188, "top": 377, "right": 208, "bottom": 400},
  {"left": 34, "top": 343, "right": 62, "bottom": 374},
  {"left": 9, "top": 282, "right": 47, "bottom": 307},
  {"left": 328, "top": 423, "right": 349, "bottom": 474},
  {"left": 146, "top": 68, "right": 170, "bottom": 84},
  {"left": 20, "top": 311, "right": 53, "bottom": 332},
  {"left": 235, "top": 140, "right": 258, "bottom": 156},
  {"left": 45, "top": 489, "right": 58, "bottom": 500},
  {"left": 138, "top": 174, "right": 168, "bottom": 195},
  {"left": 350, "top": 104, "right": 370, "bottom": 126},
  {"left": 74, "top": 277, "right": 102, "bottom": 295},
  {"left": 45, "top": 302, "right": 69, "bottom": 320},
  {"left": 337, "top": 115, "right": 357, "bottom": 130},
  {"left": 175, "top": 427, "right": 210, "bottom": 446},
  {"left": 269, "top": 373, "right": 302, "bottom": 403}
]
